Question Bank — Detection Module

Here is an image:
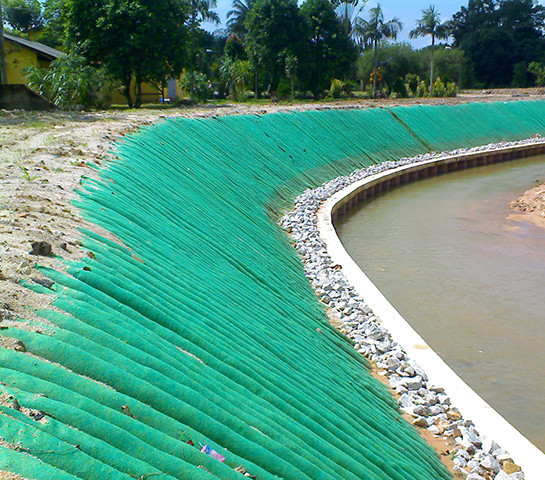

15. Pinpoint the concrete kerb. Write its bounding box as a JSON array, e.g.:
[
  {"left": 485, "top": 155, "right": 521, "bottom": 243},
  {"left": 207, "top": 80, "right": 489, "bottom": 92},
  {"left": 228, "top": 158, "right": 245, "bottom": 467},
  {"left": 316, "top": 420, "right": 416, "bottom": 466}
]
[{"left": 283, "top": 138, "right": 545, "bottom": 480}]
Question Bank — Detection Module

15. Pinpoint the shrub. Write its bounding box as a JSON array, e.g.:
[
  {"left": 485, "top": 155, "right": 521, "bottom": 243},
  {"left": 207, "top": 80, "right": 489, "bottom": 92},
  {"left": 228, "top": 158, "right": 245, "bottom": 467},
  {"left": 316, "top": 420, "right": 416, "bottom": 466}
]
[
  {"left": 416, "top": 80, "right": 428, "bottom": 97},
  {"left": 342, "top": 80, "right": 356, "bottom": 96},
  {"left": 219, "top": 57, "right": 252, "bottom": 101},
  {"left": 277, "top": 78, "right": 291, "bottom": 100},
  {"left": 181, "top": 71, "right": 212, "bottom": 103},
  {"left": 329, "top": 78, "right": 343, "bottom": 99},
  {"left": 392, "top": 77, "right": 408, "bottom": 98},
  {"left": 24, "top": 53, "right": 114, "bottom": 110},
  {"left": 446, "top": 82, "right": 458, "bottom": 97},
  {"left": 528, "top": 62, "right": 545, "bottom": 87},
  {"left": 432, "top": 77, "right": 447, "bottom": 97},
  {"left": 405, "top": 73, "right": 420, "bottom": 93}
]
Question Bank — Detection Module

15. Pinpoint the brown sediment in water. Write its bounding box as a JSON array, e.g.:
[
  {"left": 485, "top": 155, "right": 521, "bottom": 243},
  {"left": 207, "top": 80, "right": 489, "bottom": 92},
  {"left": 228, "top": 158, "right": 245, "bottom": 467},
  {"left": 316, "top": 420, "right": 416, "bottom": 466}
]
[{"left": 508, "top": 182, "right": 545, "bottom": 229}]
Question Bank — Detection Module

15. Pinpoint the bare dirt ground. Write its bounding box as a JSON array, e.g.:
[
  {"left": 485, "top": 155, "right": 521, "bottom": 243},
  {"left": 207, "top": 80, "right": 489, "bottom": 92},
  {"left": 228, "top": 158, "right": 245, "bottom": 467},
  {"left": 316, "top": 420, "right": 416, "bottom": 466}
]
[
  {"left": 508, "top": 182, "right": 545, "bottom": 228},
  {"left": 1, "top": 89, "right": 545, "bottom": 479}
]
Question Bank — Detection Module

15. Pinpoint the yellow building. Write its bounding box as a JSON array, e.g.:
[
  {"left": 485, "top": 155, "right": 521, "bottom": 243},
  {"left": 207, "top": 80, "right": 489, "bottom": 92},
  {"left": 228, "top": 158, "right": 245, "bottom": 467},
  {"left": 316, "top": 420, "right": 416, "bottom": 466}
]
[
  {"left": 3, "top": 33, "right": 64, "bottom": 84},
  {"left": 110, "top": 78, "right": 180, "bottom": 105},
  {"left": 2, "top": 33, "right": 179, "bottom": 105}
]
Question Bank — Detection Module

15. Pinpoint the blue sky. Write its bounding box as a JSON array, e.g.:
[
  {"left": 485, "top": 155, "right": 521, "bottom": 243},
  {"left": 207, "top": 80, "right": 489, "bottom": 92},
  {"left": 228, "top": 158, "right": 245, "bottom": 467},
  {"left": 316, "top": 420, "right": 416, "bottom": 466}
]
[{"left": 203, "top": 0, "right": 545, "bottom": 48}]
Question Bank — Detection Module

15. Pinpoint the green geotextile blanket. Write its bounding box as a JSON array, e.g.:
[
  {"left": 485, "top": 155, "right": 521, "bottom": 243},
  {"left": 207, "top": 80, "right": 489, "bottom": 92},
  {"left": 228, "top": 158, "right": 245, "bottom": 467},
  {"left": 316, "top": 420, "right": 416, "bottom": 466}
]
[{"left": 3, "top": 101, "right": 545, "bottom": 480}]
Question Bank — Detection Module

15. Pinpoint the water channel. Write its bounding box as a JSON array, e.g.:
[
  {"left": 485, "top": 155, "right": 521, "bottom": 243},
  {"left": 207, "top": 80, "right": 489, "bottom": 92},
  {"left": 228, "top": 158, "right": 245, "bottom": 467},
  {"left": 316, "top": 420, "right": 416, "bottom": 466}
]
[{"left": 335, "top": 154, "right": 545, "bottom": 452}]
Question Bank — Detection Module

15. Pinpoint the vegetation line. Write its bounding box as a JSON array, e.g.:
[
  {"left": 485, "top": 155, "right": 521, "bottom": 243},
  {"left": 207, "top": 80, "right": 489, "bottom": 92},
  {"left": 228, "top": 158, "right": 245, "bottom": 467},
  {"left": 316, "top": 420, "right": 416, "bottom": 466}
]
[{"left": 385, "top": 107, "right": 434, "bottom": 151}]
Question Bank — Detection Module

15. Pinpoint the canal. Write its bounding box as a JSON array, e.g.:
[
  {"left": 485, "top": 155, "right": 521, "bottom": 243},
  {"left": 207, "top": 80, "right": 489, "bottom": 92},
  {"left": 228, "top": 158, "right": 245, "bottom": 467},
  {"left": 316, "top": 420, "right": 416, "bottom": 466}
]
[{"left": 335, "top": 154, "right": 545, "bottom": 452}]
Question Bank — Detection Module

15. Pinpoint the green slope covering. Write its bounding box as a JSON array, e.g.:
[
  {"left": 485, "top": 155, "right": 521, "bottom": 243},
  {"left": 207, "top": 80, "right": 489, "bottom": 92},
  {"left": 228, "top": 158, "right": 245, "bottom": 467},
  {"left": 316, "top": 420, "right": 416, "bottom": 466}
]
[{"left": 2, "top": 101, "right": 545, "bottom": 479}]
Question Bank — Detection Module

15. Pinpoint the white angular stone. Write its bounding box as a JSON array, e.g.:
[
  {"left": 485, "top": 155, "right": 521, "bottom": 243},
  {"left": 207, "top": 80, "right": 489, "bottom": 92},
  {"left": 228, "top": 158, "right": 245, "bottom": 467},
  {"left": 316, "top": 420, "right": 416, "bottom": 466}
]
[{"left": 480, "top": 454, "right": 501, "bottom": 473}]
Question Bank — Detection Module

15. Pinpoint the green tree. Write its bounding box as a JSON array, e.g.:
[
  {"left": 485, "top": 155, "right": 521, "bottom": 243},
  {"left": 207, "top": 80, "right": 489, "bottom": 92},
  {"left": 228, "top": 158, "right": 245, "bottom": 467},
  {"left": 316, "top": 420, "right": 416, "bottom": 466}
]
[
  {"left": 357, "top": 42, "right": 424, "bottom": 92},
  {"left": 300, "top": 0, "right": 356, "bottom": 98},
  {"left": 227, "top": 0, "right": 255, "bottom": 37},
  {"left": 528, "top": 61, "right": 545, "bottom": 86},
  {"left": 219, "top": 56, "right": 252, "bottom": 100},
  {"left": 429, "top": 46, "right": 465, "bottom": 89},
  {"left": 224, "top": 33, "right": 247, "bottom": 60},
  {"left": 450, "top": 0, "right": 545, "bottom": 87},
  {"left": 36, "top": 0, "right": 68, "bottom": 48},
  {"left": 410, "top": 5, "right": 449, "bottom": 94},
  {"left": 68, "top": 0, "right": 189, "bottom": 107},
  {"left": 354, "top": 3, "right": 402, "bottom": 95},
  {"left": 187, "top": 0, "right": 219, "bottom": 98},
  {"left": 245, "top": 0, "right": 307, "bottom": 92},
  {"left": 3, "top": 0, "right": 42, "bottom": 32}
]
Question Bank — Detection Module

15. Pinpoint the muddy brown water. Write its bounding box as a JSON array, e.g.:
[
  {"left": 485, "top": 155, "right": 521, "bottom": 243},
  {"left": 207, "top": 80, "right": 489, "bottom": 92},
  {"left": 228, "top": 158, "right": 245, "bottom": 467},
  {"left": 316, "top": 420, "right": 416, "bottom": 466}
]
[{"left": 335, "top": 154, "right": 545, "bottom": 453}]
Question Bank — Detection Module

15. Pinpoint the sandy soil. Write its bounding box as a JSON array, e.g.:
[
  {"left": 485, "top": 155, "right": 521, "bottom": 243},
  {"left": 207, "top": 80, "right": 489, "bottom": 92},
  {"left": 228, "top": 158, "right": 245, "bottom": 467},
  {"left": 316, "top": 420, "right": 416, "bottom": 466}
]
[
  {"left": 508, "top": 182, "right": 545, "bottom": 229},
  {"left": 1, "top": 89, "right": 545, "bottom": 479}
]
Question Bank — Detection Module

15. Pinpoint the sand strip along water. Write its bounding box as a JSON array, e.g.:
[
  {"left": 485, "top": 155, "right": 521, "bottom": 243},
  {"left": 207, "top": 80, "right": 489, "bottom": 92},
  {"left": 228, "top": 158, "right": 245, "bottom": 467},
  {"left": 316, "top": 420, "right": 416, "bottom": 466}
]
[{"left": 282, "top": 137, "right": 545, "bottom": 480}]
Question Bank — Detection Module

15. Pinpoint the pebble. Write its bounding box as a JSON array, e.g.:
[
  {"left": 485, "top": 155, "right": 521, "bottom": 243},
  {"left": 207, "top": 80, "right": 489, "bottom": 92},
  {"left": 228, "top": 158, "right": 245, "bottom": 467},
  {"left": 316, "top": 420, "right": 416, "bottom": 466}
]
[{"left": 280, "top": 139, "right": 541, "bottom": 480}]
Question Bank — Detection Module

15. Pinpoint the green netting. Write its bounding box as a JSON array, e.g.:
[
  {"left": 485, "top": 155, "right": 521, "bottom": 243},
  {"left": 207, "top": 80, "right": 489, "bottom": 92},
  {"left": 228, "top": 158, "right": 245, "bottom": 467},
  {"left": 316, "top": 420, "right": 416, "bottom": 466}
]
[{"left": 2, "top": 101, "right": 545, "bottom": 480}]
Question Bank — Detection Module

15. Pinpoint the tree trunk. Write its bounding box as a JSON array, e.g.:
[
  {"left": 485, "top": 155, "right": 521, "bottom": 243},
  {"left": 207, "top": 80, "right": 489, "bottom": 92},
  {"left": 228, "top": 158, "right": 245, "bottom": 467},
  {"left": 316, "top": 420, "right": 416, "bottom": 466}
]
[
  {"left": 372, "top": 40, "right": 378, "bottom": 96},
  {"left": 429, "top": 34, "right": 435, "bottom": 95},
  {"left": 123, "top": 75, "right": 134, "bottom": 108},
  {"left": 190, "top": 14, "right": 197, "bottom": 100},
  {"left": 0, "top": 0, "right": 8, "bottom": 84},
  {"left": 134, "top": 76, "right": 142, "bottom": 108}
]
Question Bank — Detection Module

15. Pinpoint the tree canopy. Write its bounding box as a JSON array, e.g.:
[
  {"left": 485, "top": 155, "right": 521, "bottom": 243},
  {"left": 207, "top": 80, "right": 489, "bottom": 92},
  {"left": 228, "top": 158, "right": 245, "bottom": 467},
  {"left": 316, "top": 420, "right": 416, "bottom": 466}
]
[
  {"left": 300, "top": 0, "right": 357, "bottom": 98},
  {"left": 68, "top": 0, "right": 189, "bottom": 107},
  {"left": 410, "top": 5, "right": 449, "bottom": 93},
  {"left": 245, "top": 0, "right": 307, "bottom": 92},
  {"left": 227, "top": 0, "right": 255, "bottom": 37},
  {"left": 3, "top": 0, "right": 43, "bottom": 32},
  {"left": 355, "top": 3, "right": 402, "bottom": 94},
  {"left": 450, "top": 0, "right": 545, "bottom": 86}
]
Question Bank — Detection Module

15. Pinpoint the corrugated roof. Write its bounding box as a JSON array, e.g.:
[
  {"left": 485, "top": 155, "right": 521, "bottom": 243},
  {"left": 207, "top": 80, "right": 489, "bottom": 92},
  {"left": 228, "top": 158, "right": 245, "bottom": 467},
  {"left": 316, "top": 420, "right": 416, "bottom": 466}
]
[{"left": 4, "top": 33, "right": 64, "bottom": 60}]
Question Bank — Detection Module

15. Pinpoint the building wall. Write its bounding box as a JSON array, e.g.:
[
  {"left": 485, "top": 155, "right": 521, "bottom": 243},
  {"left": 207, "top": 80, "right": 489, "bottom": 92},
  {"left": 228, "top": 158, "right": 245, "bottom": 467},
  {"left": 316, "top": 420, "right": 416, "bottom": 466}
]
[
  {"left": 110, "top": 79, "right": 180, "bottom": 105},
  {"left": 4, "top": 40, "right": 43, "bottom": 84}
]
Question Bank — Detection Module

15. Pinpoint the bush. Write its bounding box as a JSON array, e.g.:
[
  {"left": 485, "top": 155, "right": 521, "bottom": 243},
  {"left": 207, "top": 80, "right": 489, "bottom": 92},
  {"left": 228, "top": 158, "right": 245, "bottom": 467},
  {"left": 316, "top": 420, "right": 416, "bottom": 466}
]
[
  {"left": 276, "top": 78, "right": 290, "bottom": 100},
  {"left": 416, "top": 80, "right": 428, "bottom": 97},
  {"left": 24, "top": 53, "right": 114, "bottom": 110},
  {"left": 432, "top": 77, "right": 447, "bottom": 97},
  {"left": 405, "top": 73, "right": 421, "bottom": 93},
  {"left": 446, "top": 82, "right": 457, "bottom": 97},
  {"left": 219, "top": 57, "right": 252, "bottom": 101},
  {"left": 329, "top": 78, "right": 343, "bottom": 99},
  {"left": 528, "top": 62, "right": 545, "bottom": 87},
  {"left": 342, "top": 81, "right": 356, "bottom": 96},
  {"left": 181, "top": 71, "right": 212, "bottom": 103},
  {"left": 392, "top": 77, "right": 408, "bottom": 98}
]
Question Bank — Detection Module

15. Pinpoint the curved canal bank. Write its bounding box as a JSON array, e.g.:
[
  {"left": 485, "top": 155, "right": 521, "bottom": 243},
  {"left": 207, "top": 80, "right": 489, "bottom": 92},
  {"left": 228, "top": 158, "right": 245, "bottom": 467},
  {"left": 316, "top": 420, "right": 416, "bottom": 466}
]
[
  {"left": 4, "top": 102, "right": 545, "bottom": 479},
  {"left": 336, "top": 153, "right": 545, "bottom": 452},
  {"left": 283, "top": 139, "right": 545, "bottom": 480}
]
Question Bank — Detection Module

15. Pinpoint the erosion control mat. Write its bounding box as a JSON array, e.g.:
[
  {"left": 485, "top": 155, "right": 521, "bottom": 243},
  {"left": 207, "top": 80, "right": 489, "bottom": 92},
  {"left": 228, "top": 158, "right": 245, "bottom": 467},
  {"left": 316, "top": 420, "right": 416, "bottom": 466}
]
[{"left": 3, "top": 101, "right": 545, "bottom": 479}]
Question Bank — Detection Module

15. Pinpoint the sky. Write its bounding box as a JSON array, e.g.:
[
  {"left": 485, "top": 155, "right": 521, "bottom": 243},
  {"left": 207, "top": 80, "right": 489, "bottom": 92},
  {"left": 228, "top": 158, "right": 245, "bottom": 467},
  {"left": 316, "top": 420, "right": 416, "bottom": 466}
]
[{"left": 202, "top": 0, "right": 545, "bottom": 49}]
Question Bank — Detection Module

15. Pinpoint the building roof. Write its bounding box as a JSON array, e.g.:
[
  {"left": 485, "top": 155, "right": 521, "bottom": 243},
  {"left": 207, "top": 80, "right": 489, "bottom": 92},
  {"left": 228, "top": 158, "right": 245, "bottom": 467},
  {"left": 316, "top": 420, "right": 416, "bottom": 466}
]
[{"left": 4, "top": 33, "right": 64, "bottom": 61}]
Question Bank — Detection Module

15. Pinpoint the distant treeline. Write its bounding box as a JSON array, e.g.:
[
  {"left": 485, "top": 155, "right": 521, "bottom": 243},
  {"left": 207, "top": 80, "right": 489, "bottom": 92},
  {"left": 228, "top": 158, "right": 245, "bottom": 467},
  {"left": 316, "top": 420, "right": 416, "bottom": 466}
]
[{"left": 3, "top": 0, "right": 545, "bottom": 106}]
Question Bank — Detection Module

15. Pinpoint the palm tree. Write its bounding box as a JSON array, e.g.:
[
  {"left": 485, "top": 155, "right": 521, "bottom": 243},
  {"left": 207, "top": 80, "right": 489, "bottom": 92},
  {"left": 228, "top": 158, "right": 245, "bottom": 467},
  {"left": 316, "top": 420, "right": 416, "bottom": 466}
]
[
  {"left": 332, "top": 0, "right": 367, "bottom": 39},
  {"left": 410, "top": 5, "right": 449, "bottom": 95},
  {"left": 227, "top": 0, "right": 254, "bottom": 37},
  {"left": 354, "top": 3, "right": 402, "bottom": 96}
]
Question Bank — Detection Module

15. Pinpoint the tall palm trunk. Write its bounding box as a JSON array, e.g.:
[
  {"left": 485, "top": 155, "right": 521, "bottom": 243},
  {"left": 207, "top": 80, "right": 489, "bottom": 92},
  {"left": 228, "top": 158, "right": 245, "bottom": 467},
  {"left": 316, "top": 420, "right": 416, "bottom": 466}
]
[
  {"left": 429, "top": 34, "right": 435, "bottom": 95},
  {"left": 0, "top": 0, "right": 7, "bottom": 84},
  {"left": 372, "top": 39, "right": 378, "bottom": 96}
]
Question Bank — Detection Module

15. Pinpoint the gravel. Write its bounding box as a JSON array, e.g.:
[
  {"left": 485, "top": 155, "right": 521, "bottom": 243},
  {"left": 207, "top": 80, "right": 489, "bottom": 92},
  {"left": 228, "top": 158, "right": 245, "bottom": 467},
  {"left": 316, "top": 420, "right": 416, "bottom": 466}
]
[{"left": 281, "top": 137, "right": 545, "bottom": 480}]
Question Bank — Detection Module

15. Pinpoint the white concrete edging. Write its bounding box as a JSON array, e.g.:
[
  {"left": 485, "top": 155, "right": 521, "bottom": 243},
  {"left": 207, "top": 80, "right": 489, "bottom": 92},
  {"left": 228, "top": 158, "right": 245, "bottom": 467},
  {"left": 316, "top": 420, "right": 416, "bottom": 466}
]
[{"left": 316, "top": 144, "right": 545, "bottom": 480}]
